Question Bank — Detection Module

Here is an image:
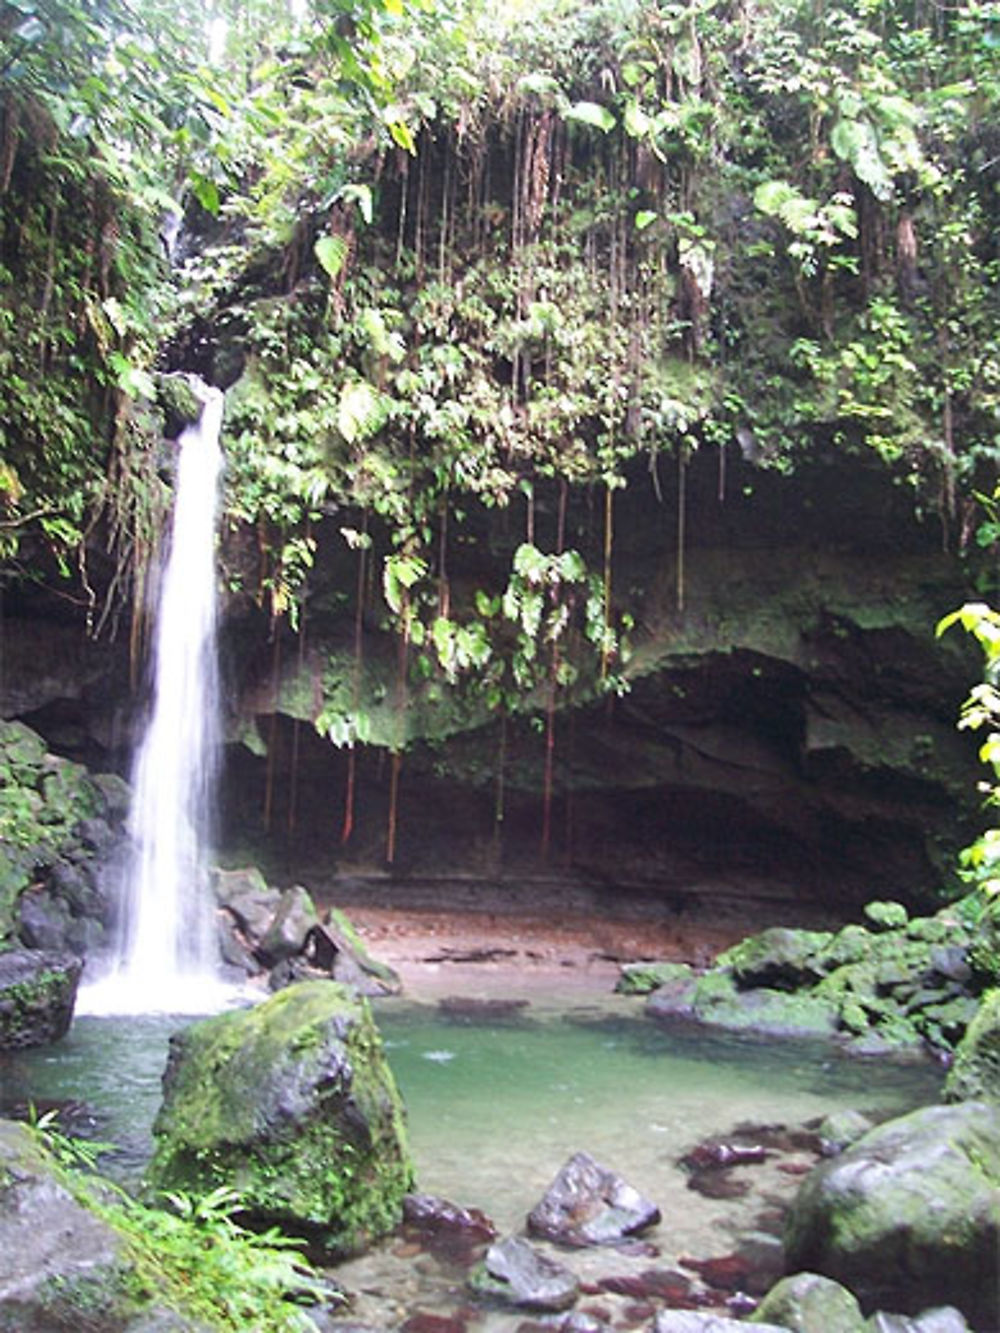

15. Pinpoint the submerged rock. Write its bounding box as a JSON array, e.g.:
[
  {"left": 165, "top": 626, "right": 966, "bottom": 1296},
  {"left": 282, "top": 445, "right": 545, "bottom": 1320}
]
[
  {"left": 527, "top": 1151, "right": 661, "bottom": 1246},
  {"left": 469, "top": 1235, "right": 579, "bottom": 1311},
  {"left": 0, "top": 948, "right": 82, "bottom": 1048},
  {"left": 783, "top": 1101, "right": 1000, "bottom": 1328},
  {"left": 146, "top": 980, "right": 414, "bottom": 1256}
]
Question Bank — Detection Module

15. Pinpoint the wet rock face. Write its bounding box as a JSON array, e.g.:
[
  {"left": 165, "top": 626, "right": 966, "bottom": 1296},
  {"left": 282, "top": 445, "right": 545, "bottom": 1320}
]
[
  {"left": 0, "top": 949, "right": 83, "bottom": 1048},
  {"left": 146, "top": 980, "right": 414, "bottom": 1257},
  {"left": 527, "top": 1151, "right": 662, "bottom": 1247},
  {"left": 783, "top": 1101, "right": 1000, "bottom": 1327}
]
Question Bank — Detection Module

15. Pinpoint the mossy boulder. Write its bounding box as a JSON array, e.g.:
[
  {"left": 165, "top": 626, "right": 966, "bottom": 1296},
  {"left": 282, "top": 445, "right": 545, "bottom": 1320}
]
[
  {"left": 751, "top": 1271, "right": 865, "bottom": 1331},
  {"left": 0, "top": 720, "right": 124, "bottom": 955},
  {"left": 784, "top": 1101, "right": 1000, "bottom": 1327},
  {"left": 863, "top": 901, "right": 910, "bottom": 933},
  {"left": 146, "top": 981, "right": 413, "bottom": 1255},
  {"left": 944, "top": 988, "right": 1000, "bottom": 1103},
  {"left": 648, "top": 968, "right": 840, "bottom": 1039},
  {"left": 0, "top": 1118, "right": 137, "bottom": 1332},
  {"left": 616, "top": 961, "right": 694, "bottom": 996},
  {"left": 719, "top": 928, "right": 834, "bottom": 990},
  {"left": 0, "top": 949, "right": 83, "bottom": 1048}
]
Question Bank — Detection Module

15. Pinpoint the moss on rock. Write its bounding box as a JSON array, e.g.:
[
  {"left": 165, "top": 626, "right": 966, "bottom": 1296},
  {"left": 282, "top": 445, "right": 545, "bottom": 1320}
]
[
  {"left": 944, "top": 988, "right": 1000, "bottom": 1103},
  {"left": 146, "top": 981, "right": 413, "bottom": 1256},
  {"left": 616, "top": 961, "right": 694, "bottom": 996}
]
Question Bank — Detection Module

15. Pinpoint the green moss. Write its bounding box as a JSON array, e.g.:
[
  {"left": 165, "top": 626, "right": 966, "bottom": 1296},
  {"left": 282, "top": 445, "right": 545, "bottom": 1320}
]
[
  {"left": 615, "top": 961, "right": 694, "bottom": 995},
  {"left": 147, "top": 982, "right": 413, "bottom": 1255},
  {"left": 864, "top": 899, "right": 910, "bottom": 932},
  {"left": 945, "top": 988, "right": 1000, "bottom": 1103}
]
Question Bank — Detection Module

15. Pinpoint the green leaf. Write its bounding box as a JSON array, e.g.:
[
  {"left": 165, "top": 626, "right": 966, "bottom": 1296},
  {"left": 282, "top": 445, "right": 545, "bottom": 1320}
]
[
  {"left": 189, "top": 172, "right": 220, "bottom": 216},
  {"left": 315, "top": 235, "right": 348, "bottom": 282},
  {"left": 623, "top": 99, "right": 652, "bottom": 138},
  {"left": 336, "top": 183, "right": 373, "bottom": 225},
  {"left": 753, "top": 179, "right": 798, "bottom": 216},
  {"left": 564, "top": 101, "right": 616, "bottom": 133},
  {"left": 337, "top": 379, "right": 382, "bottom": 443},
  {"left": 635, "top": 210, "right": 658, "bottom": 231}
]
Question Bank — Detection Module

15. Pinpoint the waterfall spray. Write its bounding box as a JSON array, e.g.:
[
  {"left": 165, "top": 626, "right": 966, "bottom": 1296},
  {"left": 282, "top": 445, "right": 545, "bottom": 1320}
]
[{"left": 82, "top": 385, "right": 232, "bottom": 1014}]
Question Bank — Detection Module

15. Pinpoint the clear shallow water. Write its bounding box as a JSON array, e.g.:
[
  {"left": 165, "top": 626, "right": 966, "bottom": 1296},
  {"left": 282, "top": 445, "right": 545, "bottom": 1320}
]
[
  {"left": 0, "top": 995, "right": 942, "bottom": 1328},
  {"left": 375, "top": 999, "right": 941, "bottom": 1232}
]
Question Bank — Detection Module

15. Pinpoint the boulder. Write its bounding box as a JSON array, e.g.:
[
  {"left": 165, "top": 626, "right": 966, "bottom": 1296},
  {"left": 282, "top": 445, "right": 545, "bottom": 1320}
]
[
  {"left": 146, "top": 980, "right": 413, "bottom": 1256},
  {"left": 719, "top": 928, "right": 834, "bottom": 990},
  {"left": 469, "top": 1236, "right": 578, "bottom": 1311},
  {"left": 863, "top": 902, "right": 910, "bottom": 933},
  {"left": 944, "top": 987, "right": 1000, "bottom": 1103},
  {"left": 0, "top": 949, "right": 82, "bottom": 1048},
  {"left": 258, "top": 884, "right": 319, "bottom": 964},
  {"left": 816, "top": 1110, "right": 875, "bottom": 1156},
  {"left": 402, "top": 1192, "right": 497, "bottom": 1243},
  {"left": 649, "top": 970, "right": 840, "bottom": 1040},
  {"left": 751, "top": 1271, "right": 864, "bottom": 1331},
  {"left": 616, "top": 961, "right": 694, "bottom": 995},
  {"left": 865, "top": 1311, "right": 969, "bottom": 1333},
  {"left": 0, "top": 1118, "right": 134, "bottom": 1331},
  {"left": 527, "top": 1151, "right": 660, "bottom": 1246},
  {"left": 211, "top": 865, "right": 282, "bottom": 942},
  {"left": 307, "top": 908, "right": 401, "bottom": 996},
  {"left": 651, "top": 1314, "right": 791, "bottom": 1332},
  {"left": 784, "top": 1102, "right": 1000, "bottom": 1327}
]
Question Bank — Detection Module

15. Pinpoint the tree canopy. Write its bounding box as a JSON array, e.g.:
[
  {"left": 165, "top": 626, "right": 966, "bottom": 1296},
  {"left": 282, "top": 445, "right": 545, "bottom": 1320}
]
[{"left": 2, "top": 0, "right": 998, "bottom": 654}]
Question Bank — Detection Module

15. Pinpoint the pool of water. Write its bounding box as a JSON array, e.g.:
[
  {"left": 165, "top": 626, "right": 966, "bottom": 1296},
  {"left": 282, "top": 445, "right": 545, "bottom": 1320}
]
[{"left": 0, "top": 992, "right": 942, "bottom": 1329}]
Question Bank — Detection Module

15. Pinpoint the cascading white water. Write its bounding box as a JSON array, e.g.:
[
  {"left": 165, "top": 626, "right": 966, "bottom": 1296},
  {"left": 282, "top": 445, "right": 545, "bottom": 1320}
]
[{"left": 82, "top": 386, "right": 233, "bottom": 1015}]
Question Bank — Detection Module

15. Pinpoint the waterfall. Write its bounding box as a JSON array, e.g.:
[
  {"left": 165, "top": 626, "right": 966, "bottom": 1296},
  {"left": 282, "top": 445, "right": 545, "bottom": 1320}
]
[{"left": 82, "top": 385, "right": 234, "bottom": 1015}]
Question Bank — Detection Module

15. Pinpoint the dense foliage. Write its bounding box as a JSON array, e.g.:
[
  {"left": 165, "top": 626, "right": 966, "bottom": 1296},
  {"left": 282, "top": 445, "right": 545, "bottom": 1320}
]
[{"left": 2, "top": 0, "right": 999, "bottom": 812}]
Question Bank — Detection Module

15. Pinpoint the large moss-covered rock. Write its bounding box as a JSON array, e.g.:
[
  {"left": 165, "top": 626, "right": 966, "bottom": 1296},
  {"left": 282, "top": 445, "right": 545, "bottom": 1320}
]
[
  {"left": 648, "top": 968, "right": 840, "bottom": 1040},
  {"left": 0, "top": 949, "right": 82, "bottom": 1048},
  {"left": 0, "top": 1118, "right": 136, "bottom": 1332},
  {"left": 784, "top": 1102, "right": 1000, "bottom": 1327},
  {"left": 944, "top": 988, "right": 1000, "bottom": 1103},
  {"left": 146, "top": 981, "right": 413, "bottom": 1255}
]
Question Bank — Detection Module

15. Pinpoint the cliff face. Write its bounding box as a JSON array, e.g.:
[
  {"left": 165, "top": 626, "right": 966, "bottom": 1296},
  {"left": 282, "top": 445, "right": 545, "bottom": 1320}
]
[
  {"left": 0, "top": 441, "right": 979, "bottom": 928},
  {"left": 217, "top": 444, "right": 981, "bottom": 923}
]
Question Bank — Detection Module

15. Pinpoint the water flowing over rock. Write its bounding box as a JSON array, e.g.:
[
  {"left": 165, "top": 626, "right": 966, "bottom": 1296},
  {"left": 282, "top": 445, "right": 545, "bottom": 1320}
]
[
  {"left": 95, "top": 386, "right": 225, "bottom": 1012},
  {"left": 783, "top": 1101, "right": 1000, "bottom": 1327},
  {"left": 145, "top": 980, "right": 413, "bottom": 1256},
  {"left": 526, "top": 1151, "right": 661, "bottom": 1246},
  {"left": 0, "top": 950, "right": 82, "bottom": 1048}
]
